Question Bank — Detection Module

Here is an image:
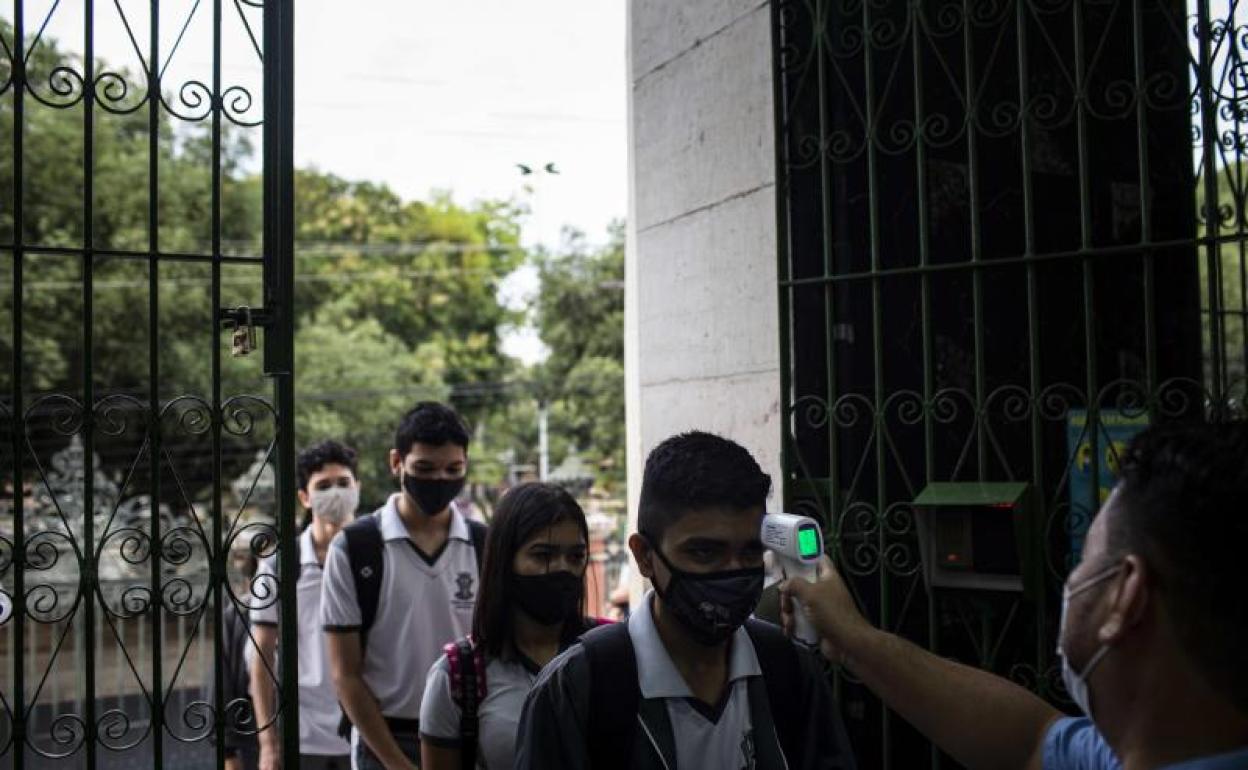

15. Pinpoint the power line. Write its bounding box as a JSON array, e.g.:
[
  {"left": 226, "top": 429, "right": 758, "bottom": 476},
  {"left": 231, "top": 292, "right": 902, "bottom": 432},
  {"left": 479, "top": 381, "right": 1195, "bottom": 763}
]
[{"left": 0, "top": 267, "right": 505, "bottom": 292}]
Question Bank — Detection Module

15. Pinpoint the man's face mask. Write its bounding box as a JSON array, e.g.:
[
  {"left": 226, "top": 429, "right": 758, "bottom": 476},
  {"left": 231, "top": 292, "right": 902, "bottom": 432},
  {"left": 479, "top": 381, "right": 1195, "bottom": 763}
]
[
  {"left": 1057, "top": 563, "right": 1122, "bottom": 719},
  {"left": 644, "top": 533, "right": 764, "bottom": 646},
  {"left": 402, "top": 472, "right": 465, "bottom": 516},
  {"left": 308, "top": 485, "right": 358, "bottom": 525}
]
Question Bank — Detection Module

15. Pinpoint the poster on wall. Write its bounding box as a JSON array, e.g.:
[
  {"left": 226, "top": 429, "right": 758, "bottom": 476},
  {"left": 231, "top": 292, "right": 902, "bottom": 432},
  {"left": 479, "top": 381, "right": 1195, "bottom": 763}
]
[{"left": 1066, "top": 409, "right": 1149, "bottom": 567}]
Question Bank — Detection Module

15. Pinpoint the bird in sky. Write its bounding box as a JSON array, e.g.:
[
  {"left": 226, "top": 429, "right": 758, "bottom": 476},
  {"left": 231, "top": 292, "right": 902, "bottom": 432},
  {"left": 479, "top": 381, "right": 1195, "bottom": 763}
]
[{"left": 516, "top": 162, "right": 560, "bottom": 176}]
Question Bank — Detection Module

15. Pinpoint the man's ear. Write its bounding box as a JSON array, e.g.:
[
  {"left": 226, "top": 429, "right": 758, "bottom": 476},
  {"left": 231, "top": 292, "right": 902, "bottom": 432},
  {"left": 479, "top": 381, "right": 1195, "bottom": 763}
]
[
  {"left": 297, "top": 488, "right": 311, "bottom": 511},
  {"left": 1099, "top": 554, "right": 1149, "bottom": 643},
  {"left": 388, "top": 449, "right": 402, "bottom": 476},
  {"left": 628, "top": 533, "right": 655, "bottom": 580}
]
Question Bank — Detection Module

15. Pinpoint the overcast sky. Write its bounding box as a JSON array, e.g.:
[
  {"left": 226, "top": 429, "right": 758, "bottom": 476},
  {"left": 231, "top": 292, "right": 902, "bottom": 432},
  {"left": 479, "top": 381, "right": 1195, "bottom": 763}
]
[
  {"left": 14, "top": 0, "right": 627, "bottom": 248},
  {"left": 297, "top": 1, "right": 628, "bottom": 362},
  {"left": 295, "top": 0, "right": 628, "bottom": 251}
]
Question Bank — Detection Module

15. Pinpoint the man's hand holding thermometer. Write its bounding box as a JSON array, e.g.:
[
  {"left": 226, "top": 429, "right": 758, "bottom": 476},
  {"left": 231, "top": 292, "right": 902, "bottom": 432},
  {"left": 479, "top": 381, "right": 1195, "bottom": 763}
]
[
  {"left": 761, "top": 512, "right": 826, "bottom": 645},
  {"left": 769, "top": 521, "right": 876, "bottom": 668}
]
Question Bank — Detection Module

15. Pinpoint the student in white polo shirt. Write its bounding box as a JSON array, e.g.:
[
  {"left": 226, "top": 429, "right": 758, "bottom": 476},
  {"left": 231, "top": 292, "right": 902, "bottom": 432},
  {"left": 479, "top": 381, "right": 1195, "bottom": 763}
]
[
  {"left": 419, "top": 482, "right": 605, "bottom": 770},
  {"left": 321, "top": 402, "right": 486, "bottom": 770},
  {"left": 252, "top": 440, "right": 359, "bottom": 769},
  {"left": 515, "top": 432, "right": 857, "bottom": 770}
]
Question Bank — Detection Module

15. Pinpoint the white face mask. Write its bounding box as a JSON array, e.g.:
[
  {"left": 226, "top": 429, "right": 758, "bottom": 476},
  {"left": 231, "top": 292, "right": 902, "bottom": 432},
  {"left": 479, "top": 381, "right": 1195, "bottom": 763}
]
[
  {"left": 1057, "top": 564, "right": 1122, "bottom": 719},
  {"left": 309, "top": 485, "right": 359, "bottom": 525}
]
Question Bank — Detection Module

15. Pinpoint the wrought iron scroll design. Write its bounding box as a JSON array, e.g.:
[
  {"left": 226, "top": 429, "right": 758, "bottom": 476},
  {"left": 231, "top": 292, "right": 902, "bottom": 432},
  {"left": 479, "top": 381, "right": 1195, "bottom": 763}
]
[
  {"left": 15, "top": 0, "right": 265, "bottom": 124},
  {"left": 773, "top": 1, "right": 1248, "bottom": 767},
  {"left": 2, "top": 0, "right": 296, "bottom": 766},
  {"left": 0, "top": 397, "right": 282, "bottom": 759}
]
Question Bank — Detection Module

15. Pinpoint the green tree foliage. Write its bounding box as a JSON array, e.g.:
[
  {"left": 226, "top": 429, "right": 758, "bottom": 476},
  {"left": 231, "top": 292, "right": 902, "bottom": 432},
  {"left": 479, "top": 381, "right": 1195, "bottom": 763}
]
[
  {"left": 532, "top": 224, "right": 626, "bottom": 491},
  {"left": 0, "top": 26, "right": 532, "bottom": 507},
  {"left": 1, "top": 25, "right": 628, "bottom": 509},
  {"left": 1197, "top": 174, "right": 1248, "bottom": 387}
]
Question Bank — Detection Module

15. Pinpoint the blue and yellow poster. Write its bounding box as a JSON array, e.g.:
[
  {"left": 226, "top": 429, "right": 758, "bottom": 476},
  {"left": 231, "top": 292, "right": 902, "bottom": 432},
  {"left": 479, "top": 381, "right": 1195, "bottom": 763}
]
[{"left": 1066, "top": 409, "right": 1149, "bottom": 565}]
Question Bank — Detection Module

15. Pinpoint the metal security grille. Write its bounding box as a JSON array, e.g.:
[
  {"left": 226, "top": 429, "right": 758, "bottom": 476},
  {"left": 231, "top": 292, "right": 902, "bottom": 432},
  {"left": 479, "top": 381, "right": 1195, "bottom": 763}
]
[
  {"left": 771, "top": 0, "right": 1246, "bottom": 767},
  {"left": 0, "top": 1, "right": 298, "bottom": 767}
]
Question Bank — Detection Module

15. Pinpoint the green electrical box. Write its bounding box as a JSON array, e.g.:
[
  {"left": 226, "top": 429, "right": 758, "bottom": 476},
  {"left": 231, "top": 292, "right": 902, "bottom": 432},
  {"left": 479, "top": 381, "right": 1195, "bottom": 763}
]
[{"left": 913, "top": 482, "right": 1037, "bottom": 596}]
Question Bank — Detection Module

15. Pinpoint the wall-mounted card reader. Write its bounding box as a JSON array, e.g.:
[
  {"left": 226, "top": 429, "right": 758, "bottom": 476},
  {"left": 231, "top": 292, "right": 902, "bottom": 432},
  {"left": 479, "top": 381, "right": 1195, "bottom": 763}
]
[{"left": 913, "top": 482, "right": 1035, "bottom": 594}]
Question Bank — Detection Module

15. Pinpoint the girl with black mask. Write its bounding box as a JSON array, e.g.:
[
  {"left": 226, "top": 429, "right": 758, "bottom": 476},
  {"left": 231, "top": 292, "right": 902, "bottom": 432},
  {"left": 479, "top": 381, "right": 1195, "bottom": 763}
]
[{"left": 419, "top": 482, "right": 601, "bottom": 770}]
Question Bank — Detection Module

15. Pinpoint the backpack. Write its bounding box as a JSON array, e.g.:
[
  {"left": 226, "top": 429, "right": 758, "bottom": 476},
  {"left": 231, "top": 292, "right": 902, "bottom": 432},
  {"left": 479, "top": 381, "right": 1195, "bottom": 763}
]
[
  {"left": 446, "top": 618, "right": 611, "bottom": 770},
  {"left": 336, "top": 510, "right": 488, "bottom": 738},
  {"left": 581, "top": 618, "right": 805, "bottom": 770},
  {"left": 444, "top": 638, "right": 487, "bottom": 770}
]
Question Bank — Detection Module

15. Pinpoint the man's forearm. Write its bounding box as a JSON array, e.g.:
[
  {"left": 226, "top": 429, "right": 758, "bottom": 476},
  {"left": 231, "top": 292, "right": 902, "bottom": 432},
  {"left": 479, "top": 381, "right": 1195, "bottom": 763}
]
[
  {"left": 337, "top": 674, "right": 413, "bottom": 770},
  {"left": 844, "top": 626, "right": 1061, "bottom": 770},
  {"left": 250, "top": 638, "right": 279, "bottom": 753}
]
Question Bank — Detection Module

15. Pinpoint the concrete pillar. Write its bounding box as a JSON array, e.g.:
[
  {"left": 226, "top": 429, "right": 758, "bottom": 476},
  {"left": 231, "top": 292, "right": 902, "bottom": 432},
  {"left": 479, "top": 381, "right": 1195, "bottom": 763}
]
[{"left": 625, "top": 0, "right": 783, "bottom": 602}]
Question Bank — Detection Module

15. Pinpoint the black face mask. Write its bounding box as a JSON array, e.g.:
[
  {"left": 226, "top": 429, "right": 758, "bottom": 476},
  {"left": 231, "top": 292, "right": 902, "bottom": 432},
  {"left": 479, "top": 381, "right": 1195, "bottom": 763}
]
[
  {"left": 645, "top": 535, "right": 764, "bottom": 646},
  {"left": 402, "top": 473, "right": 465, "bottom": 516},
  {"left": 510, "top": 571, "right": 583, "bottom": 626}
]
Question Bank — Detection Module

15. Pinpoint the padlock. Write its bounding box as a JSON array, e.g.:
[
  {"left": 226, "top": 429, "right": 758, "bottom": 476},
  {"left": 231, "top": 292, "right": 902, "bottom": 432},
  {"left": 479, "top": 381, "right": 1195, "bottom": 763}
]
[{"left": 230, "top": 307, "right": 257, "bottom": 357}]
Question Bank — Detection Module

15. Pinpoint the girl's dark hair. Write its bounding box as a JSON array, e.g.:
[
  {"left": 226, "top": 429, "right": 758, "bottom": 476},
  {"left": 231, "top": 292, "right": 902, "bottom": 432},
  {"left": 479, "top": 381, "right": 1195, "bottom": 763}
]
[{"left": 472, "top": 482, "right": 590, "bottom": 658}]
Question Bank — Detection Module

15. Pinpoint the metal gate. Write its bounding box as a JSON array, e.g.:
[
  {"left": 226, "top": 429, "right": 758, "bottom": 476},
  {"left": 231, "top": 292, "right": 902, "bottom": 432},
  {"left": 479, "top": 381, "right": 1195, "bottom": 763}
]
[
  {"left": 1, "top": 0, "right": 298, "bottom": 767},
  {"left": 772, "top": 0, "right": 1246, "bottom": 767}
]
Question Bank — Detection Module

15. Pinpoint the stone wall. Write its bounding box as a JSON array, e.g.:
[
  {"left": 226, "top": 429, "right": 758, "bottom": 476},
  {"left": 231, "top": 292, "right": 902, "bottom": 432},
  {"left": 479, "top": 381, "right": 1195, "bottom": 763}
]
[{"left": 625, "top": 0, "right": 783, "bottom": 541}]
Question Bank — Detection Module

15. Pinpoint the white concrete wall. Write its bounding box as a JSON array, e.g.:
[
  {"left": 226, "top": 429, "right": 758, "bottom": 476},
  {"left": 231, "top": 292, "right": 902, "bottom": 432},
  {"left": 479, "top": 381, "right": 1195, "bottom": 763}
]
[{"left": 624, "top": 0, "right": 783, "bottom": 542}]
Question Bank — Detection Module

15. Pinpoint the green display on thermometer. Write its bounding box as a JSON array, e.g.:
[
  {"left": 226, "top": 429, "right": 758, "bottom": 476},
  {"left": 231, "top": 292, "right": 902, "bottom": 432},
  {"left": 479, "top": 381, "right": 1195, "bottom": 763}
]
[{"left": 797, "top": 526, "right": 820, "bottom": 558}]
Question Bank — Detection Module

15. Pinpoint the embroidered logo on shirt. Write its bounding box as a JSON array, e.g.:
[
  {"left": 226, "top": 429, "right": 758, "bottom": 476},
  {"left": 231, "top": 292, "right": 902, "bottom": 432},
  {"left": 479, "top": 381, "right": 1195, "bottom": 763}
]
[
  {"left": 739, "top": 729, "right": 756, "bottom": 770},
  {"left": 455, "top": 571, "right": 476, "bottom": 602}
]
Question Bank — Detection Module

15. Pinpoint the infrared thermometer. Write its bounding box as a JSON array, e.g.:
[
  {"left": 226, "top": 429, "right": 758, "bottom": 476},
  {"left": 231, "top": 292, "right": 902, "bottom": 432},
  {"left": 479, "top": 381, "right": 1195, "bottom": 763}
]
[{"left": 761, "top": 513, "right": 823, "bottom": 645}]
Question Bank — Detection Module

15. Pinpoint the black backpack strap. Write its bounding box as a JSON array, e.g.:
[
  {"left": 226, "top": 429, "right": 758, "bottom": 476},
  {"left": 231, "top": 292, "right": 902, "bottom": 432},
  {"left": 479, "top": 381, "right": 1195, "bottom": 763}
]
[
  {"left": 446, "top": 638, "right": 482, "bottom": 770},
  {"left": 467, "top": 518, "right": 487, "bottom": 575},
  {"left": 744, "top": 619, "right": 805, "bottom": 768},
  {"left": 581, "top": 622, "right": 638, "bottom": 770},
  {"left": 343, "top": 514, "right": 386, "bottom": 648},
  {"left": 337, "top": 515, "right": 385, "bottom": 740}
]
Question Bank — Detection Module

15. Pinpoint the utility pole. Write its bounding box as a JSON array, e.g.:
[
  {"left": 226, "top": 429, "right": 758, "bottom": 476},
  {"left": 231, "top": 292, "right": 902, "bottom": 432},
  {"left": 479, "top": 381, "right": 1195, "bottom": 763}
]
[{"left": 538, "top": 400, "right": 550, "bottom": 480}]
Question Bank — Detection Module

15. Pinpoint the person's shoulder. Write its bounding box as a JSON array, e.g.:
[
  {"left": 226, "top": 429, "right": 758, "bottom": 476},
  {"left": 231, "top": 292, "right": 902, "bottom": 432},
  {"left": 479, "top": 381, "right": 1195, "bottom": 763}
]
[
  {"left": 531, "top": 640, "right": 591, "bottom": 691},
  {"left": 328, "top": 511, "right": 381, "bottom": 550},
  {"left": 426, "top": 648, "right": 454, "bottom": 678},
  {"left": 789, "top": 638, "right": 826, "bottom": 669},
  {"left": 1043, "top": 717, "right": 1120, "bottom": 770}
]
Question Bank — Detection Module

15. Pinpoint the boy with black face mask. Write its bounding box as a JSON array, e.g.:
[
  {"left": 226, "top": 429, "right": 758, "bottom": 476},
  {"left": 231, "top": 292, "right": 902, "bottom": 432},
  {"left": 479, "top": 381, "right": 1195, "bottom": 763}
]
[
  {"left": 321, "top": 403, "right": 487, "bottom": 770},
  {"left": 514, "top": 431, "right": 857, "bottom": 770}
]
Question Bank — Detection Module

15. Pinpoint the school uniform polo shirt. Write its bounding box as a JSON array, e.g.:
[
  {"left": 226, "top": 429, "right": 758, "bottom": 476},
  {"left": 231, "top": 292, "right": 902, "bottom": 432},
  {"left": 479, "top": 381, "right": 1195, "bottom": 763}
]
[
  {"left": 420, "top": 652, "right": 543, "bottom": 770},
  {"left": 629, "top": 591, "right": 763, "bottom": 770},
  {"left": 320, "top": 496, "right": 479, "bottom": 721},
  {"left": 252, "top": 527, "right": 350, "bottom": 757}
]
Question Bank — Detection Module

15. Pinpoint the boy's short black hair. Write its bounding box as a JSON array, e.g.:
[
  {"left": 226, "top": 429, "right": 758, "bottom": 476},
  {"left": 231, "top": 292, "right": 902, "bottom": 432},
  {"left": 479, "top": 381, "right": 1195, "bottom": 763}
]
[
  {"left": 1107, "top": 420, "right": 1248, "bottom": 710},
  {"left": 394, "top": 401, "right": 471, "bottom": 457},
  {"left": 638, "top": 431, "right": 772, "bottom": 541},
  {"left": 296, "top": 440, "right": 358, "bottom": 492}
]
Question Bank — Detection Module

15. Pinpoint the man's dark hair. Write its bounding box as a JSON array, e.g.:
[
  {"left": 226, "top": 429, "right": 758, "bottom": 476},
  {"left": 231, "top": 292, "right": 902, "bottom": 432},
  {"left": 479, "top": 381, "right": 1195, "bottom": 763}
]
[
  {"left": 1107, "top": 420, "right": 1248, "bottom": 711},
  {"left": 296, "top": 439, "right": 358, "bottom": 492},
  {"left": 472, "top": 482, "right": 591, "bottom": 657},
  {"left": 394, "top": 401, "right": 471, "bottom": 457},
  {"left": 638, "top": 431, "right": 772, "bottom": 542}
]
